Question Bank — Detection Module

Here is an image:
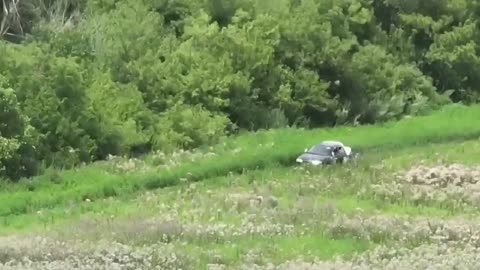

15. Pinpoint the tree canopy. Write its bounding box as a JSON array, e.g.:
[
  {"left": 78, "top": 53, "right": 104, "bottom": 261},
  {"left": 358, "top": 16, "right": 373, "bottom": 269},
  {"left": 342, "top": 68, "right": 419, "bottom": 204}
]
[{"left": 0, "top": 0, "right": 478, "bottom": 180}]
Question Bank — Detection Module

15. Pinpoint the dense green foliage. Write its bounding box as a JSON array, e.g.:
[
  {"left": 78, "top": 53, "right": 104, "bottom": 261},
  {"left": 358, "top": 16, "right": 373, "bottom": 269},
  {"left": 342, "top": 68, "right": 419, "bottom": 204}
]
[{"left": 0, "top": 0, "right": 479, "bottom": 180}]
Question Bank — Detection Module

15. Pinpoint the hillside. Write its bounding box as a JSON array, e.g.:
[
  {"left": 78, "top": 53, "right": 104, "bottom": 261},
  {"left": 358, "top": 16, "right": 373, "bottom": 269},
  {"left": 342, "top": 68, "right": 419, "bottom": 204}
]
[
  {"left": 2, "top": 0, "right": 480, "bottom": 269},
  {"left": 1, "top": 104, "right": 480, "bottom": 268},
  {"left": 0, "top": 103, "right": 479, "bottom": 220},
  {"left": 1, "top": 0, "right": 480, "bottom": 181},
  {"left": 2, "top": 125, "right": 480, "bottom": 269}
]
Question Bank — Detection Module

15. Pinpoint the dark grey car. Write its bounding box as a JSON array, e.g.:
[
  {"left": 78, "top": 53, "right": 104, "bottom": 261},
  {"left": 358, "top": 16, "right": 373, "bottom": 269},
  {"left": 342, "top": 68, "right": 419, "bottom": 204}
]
[{"left": 295, "top": 141, "right": 357, "bottom": 166}]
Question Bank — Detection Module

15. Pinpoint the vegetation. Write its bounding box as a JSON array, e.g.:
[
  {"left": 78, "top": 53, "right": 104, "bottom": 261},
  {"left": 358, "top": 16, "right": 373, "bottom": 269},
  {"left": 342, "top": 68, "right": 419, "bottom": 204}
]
[
  {"left": 2, "top": 0, "right": 480, "bottom": 267},
  {"left": 1, "top": 0, "right": 480, "bottom": 181},
  {"left": 3, "top": 138, "right": 480, "bottom": 269},
  {"left": 0, "top": 103, "right": 479, "bottom": 219}
]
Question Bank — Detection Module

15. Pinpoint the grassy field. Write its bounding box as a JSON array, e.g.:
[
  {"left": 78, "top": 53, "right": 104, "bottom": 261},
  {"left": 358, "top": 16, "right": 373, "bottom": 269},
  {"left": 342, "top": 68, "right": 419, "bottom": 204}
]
[
  {"left": 2, "top": 103, "right": 480, "bottom": 218},
  {"left": 2, "top": 104, "right": 480, "bottom": 269}
]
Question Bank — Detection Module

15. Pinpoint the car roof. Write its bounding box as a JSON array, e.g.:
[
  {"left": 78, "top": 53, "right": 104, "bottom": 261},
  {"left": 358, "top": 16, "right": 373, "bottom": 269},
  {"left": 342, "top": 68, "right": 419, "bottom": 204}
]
[{"left": 320, "top": 140, "right": 344, "bottom": 147}]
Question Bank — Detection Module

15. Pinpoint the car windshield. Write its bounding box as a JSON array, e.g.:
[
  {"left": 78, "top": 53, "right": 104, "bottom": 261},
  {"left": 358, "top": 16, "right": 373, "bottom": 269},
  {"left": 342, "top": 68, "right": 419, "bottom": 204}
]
[{"left": 307, "top": 144, "right": 333, "bottom": 156}]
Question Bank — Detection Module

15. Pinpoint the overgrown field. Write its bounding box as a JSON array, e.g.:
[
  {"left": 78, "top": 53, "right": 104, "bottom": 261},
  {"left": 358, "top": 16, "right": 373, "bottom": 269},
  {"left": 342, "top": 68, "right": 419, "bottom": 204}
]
[
  {"left": 2, "top": 105, "right": 480, "bottom": 269},
  {"left": 2, "top": 104, "right": 480, "bottom": 220}
]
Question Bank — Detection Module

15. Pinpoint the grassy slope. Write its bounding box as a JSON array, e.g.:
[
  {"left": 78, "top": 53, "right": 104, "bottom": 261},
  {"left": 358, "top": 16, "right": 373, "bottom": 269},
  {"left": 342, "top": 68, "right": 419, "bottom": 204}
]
[
  {"left": 2, "top": 102, "right": 480, "bottom": 268},
  {"left": 2, "top": 103, "right": 480, "bottom": 219},
  {"left": 3, "top": 138, "right": 480, "bottom": 268}
]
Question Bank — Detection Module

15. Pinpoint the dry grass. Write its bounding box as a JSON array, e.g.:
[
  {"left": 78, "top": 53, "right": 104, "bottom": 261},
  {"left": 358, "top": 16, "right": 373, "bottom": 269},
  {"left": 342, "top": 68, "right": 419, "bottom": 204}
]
[
  {"left": 5, "top": 210, "right": 480, "bottom": 269},
  {"left": 366, "top": 163, "right": 480, "bottom": 207},
  {"left": 240, "top": 243, "right": 480, "bottom": 270}
]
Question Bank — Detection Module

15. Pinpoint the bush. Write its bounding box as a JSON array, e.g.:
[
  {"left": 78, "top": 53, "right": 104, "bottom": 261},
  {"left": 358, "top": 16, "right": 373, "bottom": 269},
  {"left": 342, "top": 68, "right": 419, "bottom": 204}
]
[{"left": 0, "top": 0, "right": 479, "bottom": 180}]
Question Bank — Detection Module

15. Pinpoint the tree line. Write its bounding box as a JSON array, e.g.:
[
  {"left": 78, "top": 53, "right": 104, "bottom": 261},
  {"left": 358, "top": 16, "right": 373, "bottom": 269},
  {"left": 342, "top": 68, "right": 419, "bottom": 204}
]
[{"left": 0, "top": 0, "right": 478, "bottom": 181}]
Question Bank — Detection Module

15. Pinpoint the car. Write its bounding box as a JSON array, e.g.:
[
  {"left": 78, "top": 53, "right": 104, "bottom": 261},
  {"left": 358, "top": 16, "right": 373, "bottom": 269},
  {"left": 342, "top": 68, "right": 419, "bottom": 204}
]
[{"left": 295, "top": 140, "right": 358, "bottom": 166}]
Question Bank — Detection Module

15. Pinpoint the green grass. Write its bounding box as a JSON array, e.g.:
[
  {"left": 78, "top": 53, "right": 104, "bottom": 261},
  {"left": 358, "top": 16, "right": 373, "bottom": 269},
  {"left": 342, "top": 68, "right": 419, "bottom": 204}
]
[
  {"left": 2, "top": 103, "right": 480, "bottom": 219},
  {"left": 191, "top": 234, "right": 372, "bottom": 266},
  {"left": 4, "top": 132, "right": 480, "bottom": 267},
  {"left": 4, "top": 138, "right": 480, "bottom": 235}
]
